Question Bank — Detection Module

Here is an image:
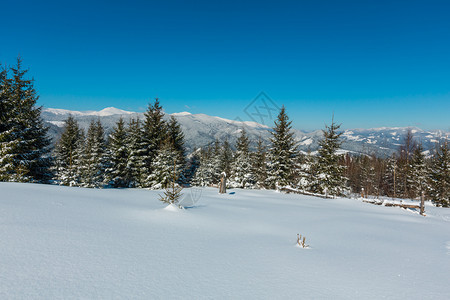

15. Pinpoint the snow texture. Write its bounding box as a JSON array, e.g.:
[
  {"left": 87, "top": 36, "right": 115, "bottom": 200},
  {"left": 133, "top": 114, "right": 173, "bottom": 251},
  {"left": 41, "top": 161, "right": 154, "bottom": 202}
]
[{"left": 1, "top": 182, "right": 449, "bottom": 299}]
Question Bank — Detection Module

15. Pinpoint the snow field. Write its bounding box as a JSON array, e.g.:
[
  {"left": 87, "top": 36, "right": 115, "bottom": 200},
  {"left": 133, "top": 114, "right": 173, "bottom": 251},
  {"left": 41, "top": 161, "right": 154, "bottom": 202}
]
[{"left": 0, "top": 183, "right": 449, "bottom": 299}]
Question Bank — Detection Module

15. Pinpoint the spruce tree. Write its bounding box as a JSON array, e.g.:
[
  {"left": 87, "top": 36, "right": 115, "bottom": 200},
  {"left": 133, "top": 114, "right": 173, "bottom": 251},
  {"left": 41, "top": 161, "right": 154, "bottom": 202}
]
[
  {"left": 429, "top": 142, "right": 449, "bottom": 207},
  {"left": 252, "top": 137, "right": 267, "bottom": 189},
  {"left": 0, "top": 65, "right": 14, "bottom": 180},
  {"left": 106, "top": 118, "right": 129, "bottom": 187},
  {"left": 0, "top": 58, "right": 51, "bottom": 182},
  {"left": 266, "top": 106, "right": 298, "bottom": 189},
  {"left": 219, "top": 138, "right": 233, "bottom": 178},
  {"left": 147, "top": 139, "right": 182, "bottom": 189},
  {"left": 142, "top": 98, "right": 167, "bottom": 186},
  {"left": 382, "top": 154, "right": 397, "bottom": 198},
  {"left": 192, "top": 145, "right": 217, "bottom": 187},
  {"left": 167, "top": 116, "right": 186, "bottom": 166},
  {"left": 409, "top": 144, "right": 429, "bottom": 200},
  {"left": 80, "top": 119, "right": 107, "bottom": 188},
  {"left": 316, "top": 117, "right": 347, "bottom": 197},
  {"left": 229, "top": 129, "right": 255, "bottom": 188},
  {"left": 397, "top": 129, "right": 416, "bottom": 198},
  {"left": 126, "top": 118, "right": 146, "bottom": 187},
  {"left": 53, "top": 115, "right": 83, "bottom": 186}
]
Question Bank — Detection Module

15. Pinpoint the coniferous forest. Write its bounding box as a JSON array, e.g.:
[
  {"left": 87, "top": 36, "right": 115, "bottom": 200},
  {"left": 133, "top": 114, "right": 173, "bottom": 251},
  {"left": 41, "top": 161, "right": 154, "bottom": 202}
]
[{"left": 1, "top": 59, "right": 449, "bottom": 207}]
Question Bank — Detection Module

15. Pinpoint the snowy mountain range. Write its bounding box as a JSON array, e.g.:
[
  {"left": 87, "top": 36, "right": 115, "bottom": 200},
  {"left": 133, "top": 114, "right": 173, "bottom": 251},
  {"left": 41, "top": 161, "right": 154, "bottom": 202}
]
[{"left": 42, "top": 107, "right": 449, "bottom": 156}]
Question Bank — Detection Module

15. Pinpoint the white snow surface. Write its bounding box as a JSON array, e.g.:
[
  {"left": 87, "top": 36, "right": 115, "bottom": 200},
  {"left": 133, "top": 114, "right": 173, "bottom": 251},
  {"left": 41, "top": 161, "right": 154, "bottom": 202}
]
[
  {"left": 1, "top": 183, "right": 450, "bottom": 299},
  {"left": 43, "top": 107, "right": 133, "bottom": 117}
]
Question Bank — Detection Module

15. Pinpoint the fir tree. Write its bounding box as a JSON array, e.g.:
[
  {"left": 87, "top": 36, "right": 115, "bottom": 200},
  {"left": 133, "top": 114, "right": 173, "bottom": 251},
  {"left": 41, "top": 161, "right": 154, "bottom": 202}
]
[
  {"left": 229, "top": 129, "right": 255, "bottom": 188},
  {"left": 397, "top": 129, "right": 416, "bottom": 198},
  {"left": 429, "top": 142, "right": 449, "bottom": 207},
  {"left": 167, "top": 116, "right": 186, "bottom": 166},
  {"left": 142, "top": 98, "right": 167, "bottom": 186},
  {"left": 296, "top": 150, "right": 318, "bottom": 192},
  {"left": 192, "top": 144, "right": 217, "bottom": 187},
  {"left": 0, "top": 58, "right": 51, "bottom": 182},
  {"left": 316, "top": 117, "right": 347, "bottom": 197},
  {"left": 106, "top": 118, "right": 130, "bottom": 187},
  {"left": 184, "top": 149, "right": 201, "bottom": 185},
  {"left": 382, "top": 154, "right": 397, "bottom": 198},
  {"left": 252, "top": 137, "right": 268, "bottom": 189},
  {"left": 53, "top": 115, "right": 83, "bottom": 186},
  {"left": 80, "top": 119, "right": 107, "bottom": 188},
  {"left": 219, "top": 138, "right": 233, "bottom": 179},
  {"left": 147, "top": 140, "right": 182, "bottom": 189},
  {"left": 266, "top": 106, "right": 298, "bottom": 189},
  {"left": 409, "top": 144, "right": 429, "bottom": 199},
  {"left": 126, "top": 118, "right": 146, "bottom": 187}
]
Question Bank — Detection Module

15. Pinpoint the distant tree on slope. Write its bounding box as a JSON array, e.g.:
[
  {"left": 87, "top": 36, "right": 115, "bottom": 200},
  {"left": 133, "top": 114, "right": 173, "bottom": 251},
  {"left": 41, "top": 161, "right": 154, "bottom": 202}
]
[{"left": 315, "top": 117, "right": 347, "bottom": 197}]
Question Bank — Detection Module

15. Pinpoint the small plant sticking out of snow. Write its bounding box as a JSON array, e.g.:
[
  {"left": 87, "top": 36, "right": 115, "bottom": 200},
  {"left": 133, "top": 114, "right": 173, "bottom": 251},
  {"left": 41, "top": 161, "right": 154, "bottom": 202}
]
[
  {"left": 297, "top": 234, "right": 309, "bottom": 248},
  {"left": 159, "top": 160, "right": 183, "bottom": 209}
]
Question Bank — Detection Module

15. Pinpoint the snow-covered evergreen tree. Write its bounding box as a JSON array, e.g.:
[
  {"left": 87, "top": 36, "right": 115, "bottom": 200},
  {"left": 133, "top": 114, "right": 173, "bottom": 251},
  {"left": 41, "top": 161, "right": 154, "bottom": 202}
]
[
  {"left": 296, "top": 150, "right": 318, "bottom": 192},
  {"left": 192, "top": 144, "right": 220, "bottom": 187},
  {"left": 252, "top": 137, "right": 267, "bottom": 189},
  {"left": 315, "top": 117, "right": 347, "bottom": 197},
  {"left": 382, "top": 154, "right": 397, "bottom": 198},
  {"left": 167, "top": 116, "right": 187, "bottom": 183},
  {"left": 142, "top": 98, "right": 167, "bottom": 186},
  {"left": 184, "top": 149, "right": 201, "bottom": 185},
  {"left": 219, "top": 138, "right": 233, "bottom": 179},
  {"left": 79, "top": 119, "right": 107, "bottom": 188},
  {"left": 0, "top": 65, "right": 14, "bottom": 180},
  {"left": 105, "top": 118, "right": 130, "bottom": 187},
  {"left": 409, "top": 144, "right": 429, "bottom": 199},
  {"left": 229, "top": 129, "right": 255, "bottom": 188},
  {"left": 126, "top": 118, "right": 146, "bottom": 187},
  {"left": 266, "top": 106, "right": 298, "bottom": 189},
  {"left": 0, "top": 58, "right": 51, "bottom": 182},
  {"left": 428, "top": 142, "right": 449, "bottom": 207},
  {"left": 167, "top": 116, "right": 186, "bottom": 166},
  {"left": 397, "top": 129, "right": 416, "bottom": 198},
  {"left": 147, "top": 140, "right": 183, "bottom": 189},
  {"left": 53, "top": 115, "right": 83, "bottom": 186}
]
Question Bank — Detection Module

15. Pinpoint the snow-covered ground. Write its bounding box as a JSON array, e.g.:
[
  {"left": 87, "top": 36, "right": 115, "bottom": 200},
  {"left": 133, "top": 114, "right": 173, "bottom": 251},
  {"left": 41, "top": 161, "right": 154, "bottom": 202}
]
[{"left": 1, "top": 183, "right": 449, "bottom": 299}]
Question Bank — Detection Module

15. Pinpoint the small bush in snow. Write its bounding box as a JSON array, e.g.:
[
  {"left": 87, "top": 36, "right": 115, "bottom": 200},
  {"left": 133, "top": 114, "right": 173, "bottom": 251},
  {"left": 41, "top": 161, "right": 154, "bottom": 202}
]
[{"left": 297, "top": 234, "right": 309, "bottom": 248}]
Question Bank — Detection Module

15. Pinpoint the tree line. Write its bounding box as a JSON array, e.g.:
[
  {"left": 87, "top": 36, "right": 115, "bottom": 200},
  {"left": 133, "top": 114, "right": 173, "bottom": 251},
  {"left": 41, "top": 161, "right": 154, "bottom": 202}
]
[
  {"left": 343, "top": 129, "right": 449, "bottom": 207},
  {"left": 1, "top": 58, "right": 448, "bottom": 206}
]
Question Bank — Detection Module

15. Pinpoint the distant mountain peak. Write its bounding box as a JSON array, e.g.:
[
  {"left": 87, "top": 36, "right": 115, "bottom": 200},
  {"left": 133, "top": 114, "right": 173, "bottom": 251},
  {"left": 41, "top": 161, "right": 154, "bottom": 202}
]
[{"left": 43, "top": 107, "right": 134, "bottom": 117}]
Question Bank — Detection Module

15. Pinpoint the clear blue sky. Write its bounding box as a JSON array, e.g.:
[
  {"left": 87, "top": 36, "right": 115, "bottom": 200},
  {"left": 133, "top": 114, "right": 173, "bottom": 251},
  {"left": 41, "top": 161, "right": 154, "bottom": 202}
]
[{"left": 2, "top": 0, "right": 449, "bottom": 131}]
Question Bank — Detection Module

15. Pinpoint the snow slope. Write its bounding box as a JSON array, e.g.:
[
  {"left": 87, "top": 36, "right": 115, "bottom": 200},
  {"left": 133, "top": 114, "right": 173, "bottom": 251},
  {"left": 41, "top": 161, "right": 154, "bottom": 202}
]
[{"left": 1, "top": 183, "right": 449, "bottom": 299}]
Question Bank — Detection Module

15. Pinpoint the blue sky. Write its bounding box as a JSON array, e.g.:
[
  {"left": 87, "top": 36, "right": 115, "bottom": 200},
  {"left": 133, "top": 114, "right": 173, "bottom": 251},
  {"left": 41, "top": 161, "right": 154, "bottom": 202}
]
[{"left": 2, "top": 0, "right": 449, "bottom": 131}]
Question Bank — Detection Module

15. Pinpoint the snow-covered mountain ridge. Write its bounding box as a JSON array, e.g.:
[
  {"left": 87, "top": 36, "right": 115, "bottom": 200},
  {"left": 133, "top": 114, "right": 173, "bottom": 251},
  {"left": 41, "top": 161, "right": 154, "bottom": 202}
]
[{"left": 42, "top": 107, "right": 449, "bottom": 156}]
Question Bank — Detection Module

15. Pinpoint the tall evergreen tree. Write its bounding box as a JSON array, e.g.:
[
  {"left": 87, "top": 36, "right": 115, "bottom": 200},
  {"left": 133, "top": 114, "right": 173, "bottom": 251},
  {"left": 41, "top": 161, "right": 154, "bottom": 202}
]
[
  {"left": 252, "top": 137, "right": 267, "bottom": 189},
  {"left": 167, "top": 116, "right": 186, "bottom": 166},
  {"left": 229, "top": 129, "right": 255, "bottom": 188},
  {"left": 147, "top": 140, "right": 182, "bottom": 189},
  {"left": 397, "top": 129, "right": 416, "bottom": 198},
  {"left": 0, "top": 58, "right": 51, "bottom": 182},
  {"left": 191, "top": 146, "right": 214, "bottom": 187},
  {"left": 316, "top": 117, "right": 347, "bottom": 196},
  {"left": 79, "top": 119, "right": 107, "bottom": 188},
  {"left": 266, "top": 106, "right": 298, "bottom": 189},
  {"left": 409, "top": 143, "right": 429, "bottom": 199},
  {"left": 53, "top": 115, "right": 83, "bottom": 186},
  {"left": 429, "top": 142, "right": 449, "bottom": 207},
  {"left": 219, "top": 138, "right": 233, "bottom": 178},
  {"left": 382, "top": 154, "right": 397, "bottom": 198},
  {"left": 142, "top": 98, "right": 167, "bottom": 187},
  {"left": 126, "top": 118, "right": 146, "bottom": 187},
  {"left": 106, "top": 118, "right": 130, "bottom": 187},
  {"left": 297, "top": 150, "right": 319, "bottom": 193}
]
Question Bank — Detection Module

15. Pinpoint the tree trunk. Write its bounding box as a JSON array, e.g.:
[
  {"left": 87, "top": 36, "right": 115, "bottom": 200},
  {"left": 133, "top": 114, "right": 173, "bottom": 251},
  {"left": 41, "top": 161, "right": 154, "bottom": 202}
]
[{"left": 219, "top": 172, "right": 227, "bottom": 194}]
